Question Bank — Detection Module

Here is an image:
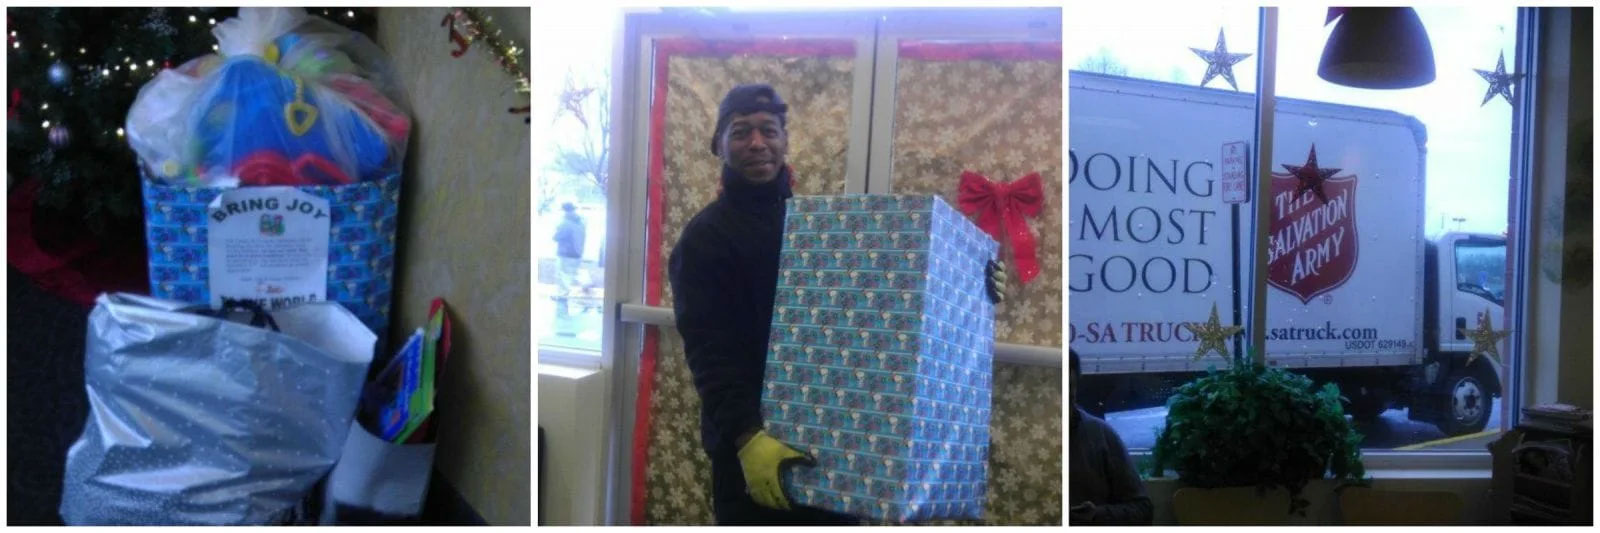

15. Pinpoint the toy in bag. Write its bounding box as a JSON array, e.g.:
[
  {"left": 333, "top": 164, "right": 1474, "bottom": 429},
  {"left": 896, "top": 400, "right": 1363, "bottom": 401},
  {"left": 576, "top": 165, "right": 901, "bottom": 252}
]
[{"left": 125, "top": 7, "right": 410, "bottom": 187}]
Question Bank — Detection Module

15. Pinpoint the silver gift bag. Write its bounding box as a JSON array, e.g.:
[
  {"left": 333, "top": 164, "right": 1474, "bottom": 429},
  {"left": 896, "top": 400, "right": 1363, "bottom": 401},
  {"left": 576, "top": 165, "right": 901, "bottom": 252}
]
[{"left": 60, "top": 293, "right": 375, "bottom": 525}]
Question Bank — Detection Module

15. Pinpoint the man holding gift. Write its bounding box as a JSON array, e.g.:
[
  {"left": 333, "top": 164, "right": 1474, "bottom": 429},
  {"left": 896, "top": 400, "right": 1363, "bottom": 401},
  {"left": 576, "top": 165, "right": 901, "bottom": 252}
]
[{"left": 669, "top": 84, "right": 1007, "bottom": 525}]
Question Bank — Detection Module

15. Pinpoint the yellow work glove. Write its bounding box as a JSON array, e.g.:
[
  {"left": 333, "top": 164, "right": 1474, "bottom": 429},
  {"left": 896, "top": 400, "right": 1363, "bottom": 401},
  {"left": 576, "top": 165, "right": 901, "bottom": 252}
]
[
  {"left": 986, "top": 259, "right": 1008, "bottom": 304},
  {"left": 737, "top": 430, "right": 810, "bottom": 510}
]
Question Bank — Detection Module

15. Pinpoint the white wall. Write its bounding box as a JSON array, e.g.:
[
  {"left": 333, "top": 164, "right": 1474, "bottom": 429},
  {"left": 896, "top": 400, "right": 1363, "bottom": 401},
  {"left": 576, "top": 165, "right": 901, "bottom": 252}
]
[{"left": 538, "top": 364, "right": 610, "bottom": 525}]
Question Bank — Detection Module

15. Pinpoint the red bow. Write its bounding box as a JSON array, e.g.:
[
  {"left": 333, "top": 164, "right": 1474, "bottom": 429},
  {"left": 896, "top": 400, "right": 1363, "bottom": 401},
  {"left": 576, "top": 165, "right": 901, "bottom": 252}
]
[{"left": 958, "top": 171, "right": 1044, "bottom": 284}]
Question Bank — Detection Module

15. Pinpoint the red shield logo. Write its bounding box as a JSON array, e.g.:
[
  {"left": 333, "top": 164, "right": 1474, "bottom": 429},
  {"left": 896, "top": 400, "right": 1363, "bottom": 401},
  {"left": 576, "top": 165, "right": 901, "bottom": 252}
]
[{"left": 1267, "top": 146, "right": 1359, "bottom": 304}]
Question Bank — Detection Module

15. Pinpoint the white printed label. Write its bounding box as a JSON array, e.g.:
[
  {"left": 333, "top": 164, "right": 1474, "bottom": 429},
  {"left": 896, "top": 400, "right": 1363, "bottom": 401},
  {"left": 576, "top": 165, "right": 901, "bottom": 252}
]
[
  {"left": 1221, "top": 141, "right": 1250, "bottom": 204},
  {"left": 207, "top": 187, "right": 330, "bottom": 309}
]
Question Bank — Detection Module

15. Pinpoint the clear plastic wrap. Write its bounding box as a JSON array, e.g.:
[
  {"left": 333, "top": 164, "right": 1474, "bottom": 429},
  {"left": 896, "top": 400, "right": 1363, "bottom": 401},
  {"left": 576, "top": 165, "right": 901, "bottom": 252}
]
[{"left": 126, "top": 7, "right": 410, "bottom": 187}]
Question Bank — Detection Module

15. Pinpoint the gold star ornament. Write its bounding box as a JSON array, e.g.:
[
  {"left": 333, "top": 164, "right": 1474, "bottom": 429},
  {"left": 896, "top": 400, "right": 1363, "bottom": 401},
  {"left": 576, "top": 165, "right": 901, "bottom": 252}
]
[
  {"left": 1459, "top": 308, "right": 1510, "bottom": 366},
  {"left": 1183, "top": 302, "right": 1244, "bottom": 361}
]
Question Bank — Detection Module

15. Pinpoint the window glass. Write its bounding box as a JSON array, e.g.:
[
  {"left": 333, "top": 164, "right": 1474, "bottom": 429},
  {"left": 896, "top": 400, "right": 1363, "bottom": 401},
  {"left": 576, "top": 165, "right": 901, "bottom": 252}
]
[
  {"left": 1066, "top": 5, "right": 1260, "bottom": 448},
  {"left": 1456, "top": 241, "right": 1507, "bottom": 305},
  {"left": 535, "top": 5, "right": 615, "bottom": 353},
  {"left": 1069, "top": 6, "right": 1522, "bottom": 452},
  {"left": 1266, "top": 6, "right": 1518, "bottom": 448}
]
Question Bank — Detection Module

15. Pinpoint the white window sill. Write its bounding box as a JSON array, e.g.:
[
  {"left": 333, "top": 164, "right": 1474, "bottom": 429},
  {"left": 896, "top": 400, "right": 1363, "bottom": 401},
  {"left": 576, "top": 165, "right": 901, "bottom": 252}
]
[
  {"left": 1143, "top": 468, "right": 1491, "bottom": 485},
  {"left": 540, "top": 362, "right": 603, "bottom": 380},
  {"left": 1138, "top": 465, "right": 1498, "bottom": 524},
  {"left": 539, "top": 344, "right": 603, "bottom": 371},
  {"left": 1358, "top": 468, "right": 1491, "bottom": 480},
  {"left": 1133, "top": 448, "right": 1495, "bottom": 481}
]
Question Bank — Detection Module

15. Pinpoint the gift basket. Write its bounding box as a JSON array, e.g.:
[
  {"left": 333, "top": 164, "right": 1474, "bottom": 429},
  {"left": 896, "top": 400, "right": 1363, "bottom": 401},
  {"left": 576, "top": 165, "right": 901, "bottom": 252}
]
[{"left": 127, "top": 7, "right": 410, "bottom": 340}]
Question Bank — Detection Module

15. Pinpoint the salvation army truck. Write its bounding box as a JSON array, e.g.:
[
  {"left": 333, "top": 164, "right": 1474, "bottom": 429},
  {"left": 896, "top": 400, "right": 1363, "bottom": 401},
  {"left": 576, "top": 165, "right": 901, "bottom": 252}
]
[{"left": 1068, "top": 71, "right": 1507, "bottom": 436}]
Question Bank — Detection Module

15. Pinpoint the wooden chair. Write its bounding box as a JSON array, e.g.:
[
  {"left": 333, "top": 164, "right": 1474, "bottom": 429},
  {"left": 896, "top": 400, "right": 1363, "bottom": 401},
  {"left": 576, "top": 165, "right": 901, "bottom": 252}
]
[
  {"left": 1338, "top": 487, "right": 1464, "bottom": 525},
  {"left": 1173, "top": 486, "right": 1292, "bottom": 525}
]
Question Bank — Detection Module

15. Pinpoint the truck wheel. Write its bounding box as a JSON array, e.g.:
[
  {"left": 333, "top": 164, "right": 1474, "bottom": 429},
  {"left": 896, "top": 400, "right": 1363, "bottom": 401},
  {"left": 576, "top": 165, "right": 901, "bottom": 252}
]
[{"left": 1437, "top": 369, "right": 1492, "bottom": 436}]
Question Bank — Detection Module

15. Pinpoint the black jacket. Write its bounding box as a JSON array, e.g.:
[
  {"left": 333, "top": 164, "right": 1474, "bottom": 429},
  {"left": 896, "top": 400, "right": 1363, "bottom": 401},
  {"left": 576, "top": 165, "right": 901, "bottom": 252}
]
[
  {"left": 555, "top": 213, "right": 585, "bottom": 259},
  {"left": 668, "top": 165, "right": 793, "bottom": 454},
  {"left": 1069, "top": 405, "right": 1154, "bottom": 525}
]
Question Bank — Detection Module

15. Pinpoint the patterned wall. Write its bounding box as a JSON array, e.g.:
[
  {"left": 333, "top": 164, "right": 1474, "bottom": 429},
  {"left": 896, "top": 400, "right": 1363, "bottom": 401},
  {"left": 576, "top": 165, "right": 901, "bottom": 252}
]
[
  {"left": 643, "top": 329, "right": 716, "bottom": 523},
  {"left": 640, "top": 38, "right": 1063, "bottom": 525},
  {"left": 886, "top": 42, "right": 1064, "bottom": 526},
  {"left": 889, "top": 43, "right": 1064, "bottom": 348}
]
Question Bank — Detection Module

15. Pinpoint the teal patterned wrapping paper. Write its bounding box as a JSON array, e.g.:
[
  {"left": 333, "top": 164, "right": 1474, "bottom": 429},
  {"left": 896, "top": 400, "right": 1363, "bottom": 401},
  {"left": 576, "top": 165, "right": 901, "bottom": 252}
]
[
  {"left": 141, "top": 174, "right": 399, "bottom": 340},
  {"left": 762, "top": 194, "right": 998, "bottom": 522}
]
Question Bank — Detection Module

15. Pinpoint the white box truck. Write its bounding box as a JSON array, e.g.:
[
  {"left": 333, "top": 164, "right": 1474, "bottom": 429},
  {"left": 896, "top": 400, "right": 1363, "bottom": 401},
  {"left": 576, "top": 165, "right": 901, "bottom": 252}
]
[{"left": 1069, "top": 71, "right": 1507, "bottom": 436}]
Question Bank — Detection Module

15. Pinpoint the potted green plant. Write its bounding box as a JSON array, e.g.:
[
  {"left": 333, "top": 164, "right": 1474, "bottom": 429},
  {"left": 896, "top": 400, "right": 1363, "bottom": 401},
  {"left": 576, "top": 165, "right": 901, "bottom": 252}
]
[{"left": 1148, "top": 350, "right": 1368, "bottom": 516}]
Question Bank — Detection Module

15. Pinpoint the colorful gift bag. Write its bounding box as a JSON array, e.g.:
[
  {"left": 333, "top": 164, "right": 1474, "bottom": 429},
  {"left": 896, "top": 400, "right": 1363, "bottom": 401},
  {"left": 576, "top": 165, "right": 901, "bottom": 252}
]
[
  {"left": 142, "top": 173, "right": 400, "bottom": 341},
  {"left": 761, "top": 194, "right": 998, "bottom": 522}
]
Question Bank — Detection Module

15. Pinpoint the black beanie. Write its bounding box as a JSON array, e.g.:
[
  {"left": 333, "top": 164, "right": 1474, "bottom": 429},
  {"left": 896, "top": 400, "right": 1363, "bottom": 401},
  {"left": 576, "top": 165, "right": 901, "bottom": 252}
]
[{"left": 710, "top": 84, "right": 789, "bottom": 156}]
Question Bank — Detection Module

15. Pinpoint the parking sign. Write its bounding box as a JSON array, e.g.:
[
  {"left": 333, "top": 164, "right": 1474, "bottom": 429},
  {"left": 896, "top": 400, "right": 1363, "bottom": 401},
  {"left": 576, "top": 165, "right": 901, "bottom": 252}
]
[{"left": 1221, "top": 141, "right": 1249, "bottom": 204}]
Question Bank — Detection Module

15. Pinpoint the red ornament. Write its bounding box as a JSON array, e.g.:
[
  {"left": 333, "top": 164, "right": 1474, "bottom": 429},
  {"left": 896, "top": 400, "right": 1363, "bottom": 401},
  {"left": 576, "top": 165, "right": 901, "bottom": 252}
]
[{"left": 957, "top": 171, "right": 1045, "bottom": 284}]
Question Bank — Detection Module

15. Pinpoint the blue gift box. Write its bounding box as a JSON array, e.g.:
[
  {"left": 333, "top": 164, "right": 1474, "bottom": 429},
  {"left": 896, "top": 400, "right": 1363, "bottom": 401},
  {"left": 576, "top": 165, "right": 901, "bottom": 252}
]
[
  {"left": 761, "top": 194, "right": 997, "bottom": 522},
  {"left": 141, "top": 174, "right": 400, "bottom": 341}
]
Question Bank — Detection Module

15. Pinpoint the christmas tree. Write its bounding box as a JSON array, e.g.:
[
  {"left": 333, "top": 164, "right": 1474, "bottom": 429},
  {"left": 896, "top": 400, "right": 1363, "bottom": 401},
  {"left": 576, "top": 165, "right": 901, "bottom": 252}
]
[{"left": 6, "top": 7, "right": 375, "bottom": 299}]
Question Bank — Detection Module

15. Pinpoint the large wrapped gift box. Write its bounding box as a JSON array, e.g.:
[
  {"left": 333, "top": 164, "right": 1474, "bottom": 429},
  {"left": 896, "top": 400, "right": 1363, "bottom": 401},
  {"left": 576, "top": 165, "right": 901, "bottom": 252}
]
[{"left": 761, "top": 194, "right": 997, "bottom": 522}]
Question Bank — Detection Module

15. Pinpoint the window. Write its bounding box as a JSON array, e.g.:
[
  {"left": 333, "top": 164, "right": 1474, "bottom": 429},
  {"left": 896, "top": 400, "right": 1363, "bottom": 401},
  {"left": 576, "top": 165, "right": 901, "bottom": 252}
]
[
  {"left": 1069, "top": 7, "right": 1524, "bottom": 453},
  {"left": 535, "top": 5, "right": 615, "bottom": 355},
  {"left": 1266, "top": 5, "right": 1520, "bottom": 447},
  {"left": 1066, "top": 5, "right": 1263, "bottom": 448},
  {"left": 1455, "top": 239, "right": 1507, "bottom": 305}
]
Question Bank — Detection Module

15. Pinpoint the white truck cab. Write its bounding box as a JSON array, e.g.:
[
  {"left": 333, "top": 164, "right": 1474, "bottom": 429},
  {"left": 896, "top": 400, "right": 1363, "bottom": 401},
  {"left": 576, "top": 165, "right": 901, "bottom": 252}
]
[{"left": 1410, "top": 232, "right": 1507, "bottom": 435}]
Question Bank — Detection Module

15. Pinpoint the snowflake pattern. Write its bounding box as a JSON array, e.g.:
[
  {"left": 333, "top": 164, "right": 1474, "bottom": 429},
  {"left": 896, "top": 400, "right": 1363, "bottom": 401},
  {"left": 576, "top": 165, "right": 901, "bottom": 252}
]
[{"left": 891, "top": 57, "right": 1063, "bottom": 349}]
